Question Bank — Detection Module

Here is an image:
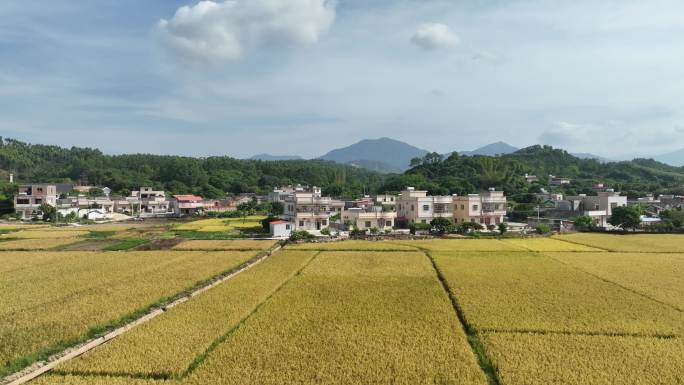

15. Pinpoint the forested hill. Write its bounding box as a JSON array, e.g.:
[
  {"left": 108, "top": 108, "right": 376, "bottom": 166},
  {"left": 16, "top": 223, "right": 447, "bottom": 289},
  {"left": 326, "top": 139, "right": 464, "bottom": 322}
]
[
  {"left": 1, "top": 139, "right": 683, "bottom": 200},
  {"left": 0, "top": 138, "right": 384, "bottom": 199},
  {"left": 381, "top": 145, "right": 684, "bottom": 199}
]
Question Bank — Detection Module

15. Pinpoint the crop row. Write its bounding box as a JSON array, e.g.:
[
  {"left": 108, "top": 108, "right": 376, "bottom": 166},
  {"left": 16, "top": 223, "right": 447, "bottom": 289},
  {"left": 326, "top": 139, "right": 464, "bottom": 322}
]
[
  {"left": 554, "top": 233, "right": 684, "bottom": 252},
  {"left": 0, "top": 238, "right": 82, "bottom": 250},
  {"left": 172, "top": 239, "right": 277, "bottom": 251}
]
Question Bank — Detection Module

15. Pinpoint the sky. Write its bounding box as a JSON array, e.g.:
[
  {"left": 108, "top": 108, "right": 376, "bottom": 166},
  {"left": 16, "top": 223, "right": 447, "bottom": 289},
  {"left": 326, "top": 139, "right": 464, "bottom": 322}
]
[{"left": 1, "top": 0, "right": 683, "bottom": 159}]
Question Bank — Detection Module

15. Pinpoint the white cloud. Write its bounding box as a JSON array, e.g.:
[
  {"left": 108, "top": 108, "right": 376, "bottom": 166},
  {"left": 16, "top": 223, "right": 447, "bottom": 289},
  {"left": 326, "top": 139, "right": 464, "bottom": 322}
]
[
  {"left": 157, "top": 0, "right": 336, "bottom": 62},
  {"left": 410, "top": 23, "right": 460, "bottom": 50}
]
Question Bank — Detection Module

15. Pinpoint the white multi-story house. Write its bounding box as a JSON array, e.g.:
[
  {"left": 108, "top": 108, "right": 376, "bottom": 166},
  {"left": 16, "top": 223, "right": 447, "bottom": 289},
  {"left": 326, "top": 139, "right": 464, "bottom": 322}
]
[
  {"left": 564, "top": 190, "right": 627, "bottom": 227},
  {"left": 342, "top": 207, "right": 397, "bottom": 231},
  {"left": 374, "top": 194, "right": 397, "bottom": 206},
  {"left": 453, "top": 188, "right": 507, "bottom": 226},
  {"left": 14, "top": 184, "right": 58, "bottom": 219},
  {"left": 170, "top": 195, "right": 205, "bottom": 216},
  {"left": 281, "top": 186, "right": 344, "bottom": 231},
  {"left": 129, "top": 187, "right": 172, "bottom": 216},
  {"left": 396, "top": 187, "right": 453, "bottom": 225}
]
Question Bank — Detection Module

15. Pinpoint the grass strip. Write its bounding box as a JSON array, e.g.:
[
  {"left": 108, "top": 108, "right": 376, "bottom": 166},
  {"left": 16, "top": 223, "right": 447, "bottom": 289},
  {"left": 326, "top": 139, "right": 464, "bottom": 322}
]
[{"left": 103, "top": 238, "right": 149, "bottom": 251}]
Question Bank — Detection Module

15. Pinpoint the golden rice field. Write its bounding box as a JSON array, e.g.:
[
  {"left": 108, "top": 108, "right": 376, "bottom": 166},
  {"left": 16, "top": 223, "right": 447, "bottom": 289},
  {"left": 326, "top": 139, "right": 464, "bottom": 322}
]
[
  {"left": 0, "top": 237, "right": 83, "bottom": 250},
  {"left": 432, "top": 251, "right": 683, "bottom": 336},
  {"left": 554, "top": 233, "right": 684, "bottom": 252},
  {"left": 174, "top": 217, "right": 266, "bottom": 232},
  {"left": 6, "top": 234, "right": 684, "bottom": 385},
  {"left": 57, "top": 251, "right": 318, "bottom": 378},
  {"left": 0, "top": 250, "right": 257, "bottom": 376},
  {"left": 287, "top": 239, "right": 418, "bottom": 251},
  {"left": 173, "top": 239, "right": 278, "bottom": 251},
  {"left": 482, "top": 333, "right": 684, "bottom": 385},
  {"left": 0, "top": 229, "right": 90, "bottom": 239},
  {"left": 501, "top": 237, "right": 602, "bottom": 252}
]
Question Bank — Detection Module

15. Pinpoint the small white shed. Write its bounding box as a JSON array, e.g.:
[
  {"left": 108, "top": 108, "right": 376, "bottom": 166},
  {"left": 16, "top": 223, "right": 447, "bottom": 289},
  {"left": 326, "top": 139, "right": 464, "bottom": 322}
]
[{"left": 269, "top": 220, "right": 293, "bottom": 238}]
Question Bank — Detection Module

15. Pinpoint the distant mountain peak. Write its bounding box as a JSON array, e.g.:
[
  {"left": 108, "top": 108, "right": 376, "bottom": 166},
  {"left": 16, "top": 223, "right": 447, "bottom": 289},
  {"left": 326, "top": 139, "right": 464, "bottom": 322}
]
[
  {"left": 318, "top": 138, "right": 428, "bottom": 172},
  {"left": 459, "top": 142, "right": 519, "bottom": 156}
]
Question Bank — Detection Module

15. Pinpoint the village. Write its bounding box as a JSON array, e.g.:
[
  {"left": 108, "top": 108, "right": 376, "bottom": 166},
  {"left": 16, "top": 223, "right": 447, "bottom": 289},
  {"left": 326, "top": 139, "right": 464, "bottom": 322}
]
[{"left": 11, "top": 172, "right": 684, "bottom": 238}]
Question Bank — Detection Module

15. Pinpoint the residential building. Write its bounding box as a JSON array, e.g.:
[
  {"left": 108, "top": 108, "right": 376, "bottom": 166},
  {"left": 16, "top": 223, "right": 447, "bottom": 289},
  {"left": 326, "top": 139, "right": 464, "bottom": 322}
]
[
  {"left": 129, "top": 187, "right": 172, "bottom": 216},
  {"left": 543, "top": 190, "right": 628, "bottom": 228},
  {"left": 281, "top": 186, "right": 344, "bottom": 231},
  {"left": 14, "top": 184, "right": 58, "bottom": 219},
  {"left": 374, "top": 194, "right": 397, "bottom": 206},
  {"left": 453, "top": 188, "right": 507, "bottom": 226},
  {"left": 524, "top": 174, "right": 539, "bottom": 183},
  {"left": 396, "top": 187, "right": 453, "bottom": 226},
  {"left": 171, "top": 195, "right": 205, "bottom": 216},
  {"left": 203, "top": 198, "right": 237, "bottom": 213},
  {"left": 549, "top": 175, "right": 571, "bottom": 186},
  {"left": 342, "top": 207, "right": 396, "bottom": 231}
]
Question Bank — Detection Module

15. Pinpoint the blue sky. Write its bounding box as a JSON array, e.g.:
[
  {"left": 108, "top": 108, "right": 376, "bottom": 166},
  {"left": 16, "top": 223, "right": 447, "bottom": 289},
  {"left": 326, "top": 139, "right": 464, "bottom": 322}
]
[{"left": 1, "top": 0, "right": 683, "bottom": 159}]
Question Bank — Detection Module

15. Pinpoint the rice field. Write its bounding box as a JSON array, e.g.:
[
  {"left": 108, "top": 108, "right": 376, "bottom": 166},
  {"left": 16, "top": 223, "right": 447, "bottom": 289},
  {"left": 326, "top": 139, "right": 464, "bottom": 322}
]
[
  {"left": 287, "top": 240, "right": 418, "bottom": 251},
  {"left": 174, "top": 217, "right": 265, "bottom": 232},
  {"left": 553, "top": 233, "right": 684, "bottom": 252},
  {"left": 482, "top": 333, "right": 684, "bottom": 385},
  {"left": 0, "top": 250, "right": 257, "bottom": 376},
  {"left": 6, "top": 234, "right": 684, "bottom": 385},
  {"left": 173, "top": 239, "right": 278, "bottom": 251},
  {"left": 0, "top": 238, "right": 82, "bottom": 250},
  {"left": 0, "top": 229, "right": 90, "bottom": 239},
  {"left": 431, "top": 251, "right": 683, "bottom": 336}
]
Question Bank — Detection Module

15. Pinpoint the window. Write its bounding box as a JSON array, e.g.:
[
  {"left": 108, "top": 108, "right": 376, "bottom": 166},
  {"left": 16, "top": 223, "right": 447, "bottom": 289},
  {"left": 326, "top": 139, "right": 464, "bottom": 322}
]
[
  {"left": 423, "top": 205, "right": 430, "bottom": 211},
  {"left": 321, "top": 220, "right": 327, "bottom": 226},
  {"left": 473, "top": 205, "right": 479, "bottom": 211},
  {"left": 460, "top": 204, "right": 465, "bottom": 210},
  {"left": 286, "top": 224, "right": 291, "bottom": 230},
  {"left": 385, "top": 221, "right": 392, "bottom": 227},
  {"left": 410, "top": 205, "right": 414, "bottom": 211},
  {"left": 17, "top": 199, "right": 29, "bottom": 205},
  {"left": 421, "top": 219, "right": 427, "bottom": 224},
  {"left": 299, "top": 220, "right": 304, "bottom": 227},
  {"left": 365, "top": 221, "right": 371, "bottom": 228},
  {"left": 34, "top": 199, "right": 42, "bottom": 204}
]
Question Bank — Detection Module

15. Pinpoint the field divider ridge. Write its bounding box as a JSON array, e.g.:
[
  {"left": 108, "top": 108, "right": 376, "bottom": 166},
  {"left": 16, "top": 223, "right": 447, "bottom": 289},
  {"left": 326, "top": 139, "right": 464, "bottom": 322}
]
[
  {"left": 545, "top": 254, "right": 684, "bottom": 313},
  {"left": 1, "top": 243, "right": 284, "bottom": 385},
  {"left": 421, "top": 248, "right": 502, "bottom": 385},
  {"left": 480, "top": 328, "right": 679, "bottom": 340}
]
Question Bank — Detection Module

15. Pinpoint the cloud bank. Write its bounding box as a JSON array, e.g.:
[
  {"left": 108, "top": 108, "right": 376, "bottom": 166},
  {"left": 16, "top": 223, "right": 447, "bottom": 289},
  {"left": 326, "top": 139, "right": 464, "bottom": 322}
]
[
  {"left": 410, "top": 23, "right": 460, "bottom": 50},
  {"left": 157, "top": 0, "right": 336, "bottom": 62}
]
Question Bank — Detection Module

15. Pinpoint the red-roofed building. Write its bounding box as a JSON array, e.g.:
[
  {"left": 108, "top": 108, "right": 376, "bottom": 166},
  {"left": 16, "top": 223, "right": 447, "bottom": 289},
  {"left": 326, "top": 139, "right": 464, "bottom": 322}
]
[
  {"left": 269, "top": 220, "right": 292, "bottom": 238},
  {"left": 171, "top": 194, "right": 205, "bottom": 216}
]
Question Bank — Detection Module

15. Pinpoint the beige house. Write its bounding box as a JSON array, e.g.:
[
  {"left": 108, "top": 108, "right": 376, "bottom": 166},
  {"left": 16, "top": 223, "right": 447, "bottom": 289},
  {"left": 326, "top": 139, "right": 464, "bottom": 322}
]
[
  {"left": 14, "top": 184, "right": 58, "bottom": 219},
  {"left": 342, "top": 207, "right": 396, "bottom": 231},
  {"left": 396, "top": 187, "right": 453, "bottom": 225},
  {"left": 453, "top": 189, "right": 507, "bottom": 226},
  {"left": 129, "top": 187, "right": 172, "bottom": 216},
  {"left": 281, "top": 186, "right": 344, "bottom": 230},
  {"left": 374, "top": 194, "right": 397, "bottom": 206},
  {"left": 565, "top": 190, "right": 627, "bottom": 227}
]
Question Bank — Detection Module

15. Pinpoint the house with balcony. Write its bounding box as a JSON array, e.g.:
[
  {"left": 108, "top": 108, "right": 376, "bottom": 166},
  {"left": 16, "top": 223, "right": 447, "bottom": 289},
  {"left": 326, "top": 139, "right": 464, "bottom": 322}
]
[
  {"left": 129, "top": 187, "right": 172, "bottom": 216},
  {"left": 171, "top": 195, "right": 205, "bottom": 216},
  {"left": 549, "top": 175, "right": 571, "bottom": 186},
  {"left": 14, "top": 184, "right": 58, "bottom": 219},
  {"left": 453, "top": 188, "right": 507, "bottom": 227},
  {"left": 281, "top": 186, "right": 344, "bottom": 231},
  {"left": 396, "top": 187, "right": 453, "bottom": 226},
  {"left": 542, "top": 190, "right": 628, "bottom": 228},
  {"left": 342, "top": 207, "right": 397, "bottom": 231},
  {"left": 374, "top": 194, "right": 397, "bottom": 206}
]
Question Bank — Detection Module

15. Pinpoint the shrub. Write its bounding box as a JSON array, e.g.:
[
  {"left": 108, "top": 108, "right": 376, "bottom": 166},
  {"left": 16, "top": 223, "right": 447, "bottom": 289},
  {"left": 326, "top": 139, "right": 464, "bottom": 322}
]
[
  {"left": 289, "top": 230, "right": 315, "bottom": 242},
  {"left": 536, "top": 224, "right": 552, "bottom": 234},
  {"left": 369, "top": 227, "right": 380, "bottom": 235},
  {"left": 498, "top": 222, "right": 508, "bottom": 235},
  {"left": 430, "top": 218, "right": 454, "bottom": 235},
  {"left": 320, "top": 228, "right": 331, "bottom": 236}
]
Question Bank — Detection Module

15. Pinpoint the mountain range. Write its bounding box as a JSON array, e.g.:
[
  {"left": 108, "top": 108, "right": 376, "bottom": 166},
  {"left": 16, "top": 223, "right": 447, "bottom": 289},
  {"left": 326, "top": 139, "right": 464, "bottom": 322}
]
[{"left": 251, "top": 138, "right": 684, "bottom": 172}]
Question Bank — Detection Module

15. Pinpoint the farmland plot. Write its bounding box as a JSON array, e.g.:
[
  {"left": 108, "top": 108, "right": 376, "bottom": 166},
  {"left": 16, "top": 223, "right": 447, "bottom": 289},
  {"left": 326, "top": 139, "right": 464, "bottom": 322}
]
[
  {"left": 502, "top": 238, "right": 602, "bottom": 252},
  {"left": 287, "top": 240, "right": 417, "bottom": 251},
  {"left": 554, "top": 233, "right": 684, "bottom": 252},
  {"left": 0, "top": 250, "right": 257, "bottom": 376},
  {"left": 482, "top": 332, "right": 684, "bottom": 385},
  {"left": 432, "top": 252, "right": 683, "bottom": 336},
  {"left": 178, "top": 251, "right": 487, "bottom": 385},
  {"left": 0, "top": 229, "right": 90, "bottom": 239},
  {"left": 173, "top": 239, "right": 277, "bottom": 251},
  {"left": 547, "top": 252, "right": 684, "bottom": 310},
  {"left": 390, "top": 239, "right": 526, "bottom": 252},
  {"left": 58, "top": 251, "right": 318, "bottom": 378},
  {"left": 0, "top": 238, "right": 82, "bottom": 250}
]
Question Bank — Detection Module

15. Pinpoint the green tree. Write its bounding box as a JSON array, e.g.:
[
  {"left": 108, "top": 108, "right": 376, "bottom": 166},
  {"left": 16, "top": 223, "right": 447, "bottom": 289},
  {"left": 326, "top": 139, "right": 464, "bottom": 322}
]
[
  {"left": 498, "top": 222, "right": 508, "bottom": 235},
  {"left": 39, "top": 203, "right": 56, "bottom": 222},
  {"left": 608, "top": 206, "right": 642, "bottom": 231},
  {"left": 430, "top": 217, "right": 454, "bottom": 235},
  {"left": 573, "top": 215, "right": 595, "bottom": 231},
  {"left": 536, "top": 223, "right": 552, "bottom": 234}
]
